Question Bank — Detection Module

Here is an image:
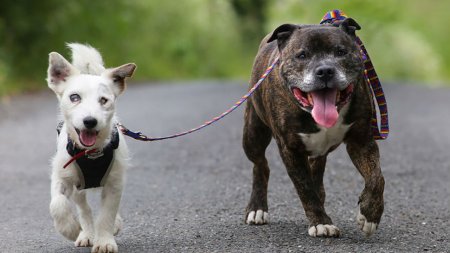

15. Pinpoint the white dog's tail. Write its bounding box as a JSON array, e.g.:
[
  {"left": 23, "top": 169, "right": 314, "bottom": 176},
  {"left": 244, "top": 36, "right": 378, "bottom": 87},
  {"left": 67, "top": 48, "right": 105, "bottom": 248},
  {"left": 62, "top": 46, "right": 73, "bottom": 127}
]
[{"left": 67, "top": 43, "right": 105, "bottom": 75}]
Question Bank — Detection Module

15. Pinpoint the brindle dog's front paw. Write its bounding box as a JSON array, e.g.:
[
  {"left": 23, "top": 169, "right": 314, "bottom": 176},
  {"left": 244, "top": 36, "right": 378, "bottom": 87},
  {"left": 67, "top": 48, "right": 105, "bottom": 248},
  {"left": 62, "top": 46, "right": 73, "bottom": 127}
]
[
  {"left": 308, "top": 224, "right": 340, "bottom": 237},
  {"left": 246, "top": 210, "right": 269, "bottom": 225},
  {"left": 357, "top": 189, "right": 383, "bottom": 237},
  {"left": 357, "top": 209, "right": 378, "bottom": 237}
]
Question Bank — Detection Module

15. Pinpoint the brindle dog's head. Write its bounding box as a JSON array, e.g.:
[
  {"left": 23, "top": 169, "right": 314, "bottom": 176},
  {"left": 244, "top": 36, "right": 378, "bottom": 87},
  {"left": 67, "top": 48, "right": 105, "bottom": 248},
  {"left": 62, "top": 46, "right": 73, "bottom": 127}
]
[{"left": 268, "top": 18, "right": 364, "bottom": 128}]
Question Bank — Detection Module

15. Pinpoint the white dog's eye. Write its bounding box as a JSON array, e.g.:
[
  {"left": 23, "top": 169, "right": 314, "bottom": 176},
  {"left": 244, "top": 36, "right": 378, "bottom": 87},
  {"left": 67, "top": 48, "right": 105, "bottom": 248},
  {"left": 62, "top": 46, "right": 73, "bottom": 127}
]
[
  {"left": 70, "top": 94, "right": 81, "bottom": 103},
  {"left": 100, "top": 97, "right": 108, "bottom": 105}
]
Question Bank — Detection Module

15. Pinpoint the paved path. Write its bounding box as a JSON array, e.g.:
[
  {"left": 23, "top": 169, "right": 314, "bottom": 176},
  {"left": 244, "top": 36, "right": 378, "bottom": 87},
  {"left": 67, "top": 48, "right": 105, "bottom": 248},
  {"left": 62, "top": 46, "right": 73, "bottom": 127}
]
[{"left": 0, "top": 81, "right": 449, "bottom": 252}]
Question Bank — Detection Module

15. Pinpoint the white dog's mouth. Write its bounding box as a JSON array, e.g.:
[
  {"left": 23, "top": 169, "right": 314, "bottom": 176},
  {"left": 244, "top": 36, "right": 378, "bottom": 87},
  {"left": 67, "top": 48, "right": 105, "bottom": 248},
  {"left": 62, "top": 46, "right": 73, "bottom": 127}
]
[
  {"left": 291, "top": 84, "right": 354, "bottom": 128},
  {"left": 75, "top": 128, "right": 99, "bottom": 147}
]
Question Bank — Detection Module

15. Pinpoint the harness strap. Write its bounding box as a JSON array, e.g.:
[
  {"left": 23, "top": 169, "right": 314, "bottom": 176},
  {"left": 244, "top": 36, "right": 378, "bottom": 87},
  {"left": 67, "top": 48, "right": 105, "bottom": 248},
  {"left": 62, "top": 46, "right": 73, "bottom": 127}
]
[{"left": 320, "top": 9, "right": 389, "bottom": 140}]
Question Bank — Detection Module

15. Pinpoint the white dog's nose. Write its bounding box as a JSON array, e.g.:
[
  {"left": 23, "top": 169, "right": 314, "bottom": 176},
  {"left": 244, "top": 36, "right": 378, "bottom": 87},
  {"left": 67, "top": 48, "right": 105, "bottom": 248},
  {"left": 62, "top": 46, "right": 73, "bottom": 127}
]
[{"left": 83, "top": 116, "right": 98, "bottom": 129}]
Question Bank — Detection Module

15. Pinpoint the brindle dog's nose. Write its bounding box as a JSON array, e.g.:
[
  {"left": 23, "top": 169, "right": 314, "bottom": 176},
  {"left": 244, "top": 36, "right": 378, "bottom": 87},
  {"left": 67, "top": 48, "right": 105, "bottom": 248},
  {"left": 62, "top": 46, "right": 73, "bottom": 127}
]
[
  {"left": 83, "top": 116, "right": 98, "bottom": 129},
  {"left": 315, "top": 66, "right": 335, "bottom": 82}
]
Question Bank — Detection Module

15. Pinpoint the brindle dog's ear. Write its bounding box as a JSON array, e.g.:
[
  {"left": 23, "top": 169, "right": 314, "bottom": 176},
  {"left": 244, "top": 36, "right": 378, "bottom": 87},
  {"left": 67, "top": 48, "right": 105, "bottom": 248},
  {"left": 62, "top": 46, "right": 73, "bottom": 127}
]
[
  {"left": 339, "top": 18, "right": 361, "bottom": 37},
  {"left": 267, "top": 24, "right": 299, "bottom": 48}
]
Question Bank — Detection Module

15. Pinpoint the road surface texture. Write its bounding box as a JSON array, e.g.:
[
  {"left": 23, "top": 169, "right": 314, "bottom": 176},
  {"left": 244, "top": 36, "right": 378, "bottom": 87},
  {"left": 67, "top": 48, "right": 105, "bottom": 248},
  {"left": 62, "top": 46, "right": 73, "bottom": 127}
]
[{"left": 0, "top": 81, "right": 449, "bottom": 252}]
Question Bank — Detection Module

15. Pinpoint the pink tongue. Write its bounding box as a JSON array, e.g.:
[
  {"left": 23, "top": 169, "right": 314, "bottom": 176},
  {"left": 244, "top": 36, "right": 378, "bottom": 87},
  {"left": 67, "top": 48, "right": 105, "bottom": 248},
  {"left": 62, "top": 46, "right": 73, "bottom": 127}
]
[
  {"left": 311, "top": 88, "right": 339, "bottom": 128},
  {"left": 80, "top": 130, "right": 97, "bottom": 147}
]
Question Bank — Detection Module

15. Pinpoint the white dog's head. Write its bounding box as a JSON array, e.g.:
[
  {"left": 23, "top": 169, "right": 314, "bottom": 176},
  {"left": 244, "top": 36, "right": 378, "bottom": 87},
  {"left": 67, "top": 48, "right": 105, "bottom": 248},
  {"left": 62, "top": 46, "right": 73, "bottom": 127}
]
[{"left": 47, "top": 44, "right": 136, "bottom": 149}]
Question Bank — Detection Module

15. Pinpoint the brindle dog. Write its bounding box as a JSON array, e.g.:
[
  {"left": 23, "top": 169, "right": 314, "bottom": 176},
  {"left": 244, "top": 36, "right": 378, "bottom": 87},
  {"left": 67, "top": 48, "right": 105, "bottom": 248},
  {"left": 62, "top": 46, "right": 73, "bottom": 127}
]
[{"left": 243, "top": 18, "right": 384, "bottom": 237}]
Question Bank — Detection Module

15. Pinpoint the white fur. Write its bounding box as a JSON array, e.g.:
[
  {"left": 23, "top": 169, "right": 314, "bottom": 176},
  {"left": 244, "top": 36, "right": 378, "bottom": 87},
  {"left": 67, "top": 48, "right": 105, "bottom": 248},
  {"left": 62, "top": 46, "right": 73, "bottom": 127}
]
[
  {"left": 302, "top": 72, "right": 315, "bottom": 87},
  {"left": 246, "top": 210, "right": 269, "bottom": 225},
  {"left": 298, "top": 103, "right": 352, "bottom": 157},
  {"left": 47, "top": 43, "right": 135, "bottom": 253},
  {"left": 300, "top": 68, "right": 348, "bottom": 92},
  {"left": 336, "top": 68, "right": 348, "bottom": 85},
  {"left": 68, "top": 43, "right": 106, "bottom": 75},
  {"left": 308, "top": 224, "right": 340, "bottom": 237},
  {"left": 357, "top": 209, "right": 378, "bottom": 237}
]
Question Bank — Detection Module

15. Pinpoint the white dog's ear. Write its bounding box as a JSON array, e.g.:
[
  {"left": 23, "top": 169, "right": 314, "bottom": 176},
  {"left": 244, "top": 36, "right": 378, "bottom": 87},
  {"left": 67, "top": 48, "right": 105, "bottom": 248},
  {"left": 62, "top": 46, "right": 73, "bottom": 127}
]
[
  {"left": 103, "top": 63, "right": 136, "bottom": 96},
  {"left": 47, "top": 52, "right": 79, "bottom": 95}
]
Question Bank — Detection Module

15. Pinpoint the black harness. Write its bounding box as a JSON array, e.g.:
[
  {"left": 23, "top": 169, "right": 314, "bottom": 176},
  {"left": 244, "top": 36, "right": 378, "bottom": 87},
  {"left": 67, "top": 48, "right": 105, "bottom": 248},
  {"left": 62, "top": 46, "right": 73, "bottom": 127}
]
[{"left": 57, "top": 122, "right": 119, "bottom": 190}]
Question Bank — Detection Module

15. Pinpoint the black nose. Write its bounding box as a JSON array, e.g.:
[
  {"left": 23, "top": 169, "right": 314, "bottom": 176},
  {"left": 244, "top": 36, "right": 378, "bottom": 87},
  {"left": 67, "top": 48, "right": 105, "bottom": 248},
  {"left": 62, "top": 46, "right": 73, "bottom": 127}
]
[
  {"left": 315, "top": 66, "right": 335, "bottom": 82},
  {"left": 83, "top": 116, "right": 97, "bottom": 129}
]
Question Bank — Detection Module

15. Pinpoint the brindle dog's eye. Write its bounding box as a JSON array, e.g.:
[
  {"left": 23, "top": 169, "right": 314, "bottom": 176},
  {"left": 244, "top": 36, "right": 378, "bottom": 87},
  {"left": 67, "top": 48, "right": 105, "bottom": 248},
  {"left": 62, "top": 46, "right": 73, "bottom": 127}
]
[
  {"left": 100, "top": 97, "right": 108, "bottom": 105},
  {"left": 296, "top": 51, "right": 307, "bottom": 59},
  {"left": 69, "top": 94, "right": 81, "bottom": 103},
  {"left": 336, "top": 49, "right": 347, "bottom": 56}
]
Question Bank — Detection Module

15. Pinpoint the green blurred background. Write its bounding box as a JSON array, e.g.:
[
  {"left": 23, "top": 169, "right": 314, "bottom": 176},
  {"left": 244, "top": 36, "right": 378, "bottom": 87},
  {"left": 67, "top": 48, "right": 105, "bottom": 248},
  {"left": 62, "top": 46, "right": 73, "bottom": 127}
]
[{"left": 0, "top": 0, "right": 449, "bottom": 97}]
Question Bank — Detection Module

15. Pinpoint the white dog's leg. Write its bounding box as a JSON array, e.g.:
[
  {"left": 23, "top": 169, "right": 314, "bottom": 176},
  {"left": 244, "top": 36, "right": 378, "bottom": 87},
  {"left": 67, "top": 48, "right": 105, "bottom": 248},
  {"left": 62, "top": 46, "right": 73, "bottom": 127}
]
[
  {"left": 72, "top": 190, "right": 95, "bottom": 247},
  {"left": 49, "top": 180, "right": 81, "bottom": 241},
  {"left": 92, "top": 183, "right": 122, "bottom": 253},
  {"left": 114, "top": 214, "right": 123, "bottom": 236}
]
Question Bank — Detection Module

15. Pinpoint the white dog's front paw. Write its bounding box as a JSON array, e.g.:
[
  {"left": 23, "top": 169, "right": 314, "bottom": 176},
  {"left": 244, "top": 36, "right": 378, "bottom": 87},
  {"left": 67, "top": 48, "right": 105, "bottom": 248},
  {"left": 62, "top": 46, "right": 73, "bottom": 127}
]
[
  {"left": 92, "top": 237, "right": 118, "bottom": 253},
  {"left": 75, "top": 230, "right": 94, "bottom": 247},
  {"left": 50, "top": 195, "right": 81, "bottom": 241},
  {"left": 357, "top": 210, "right": 378, "bottom": 237},
  {"left": 246, "top": 210, "right": 269, "bottom": 225},
  {"left": 308, "top": 224, "right": 340, "bottom": 237}
]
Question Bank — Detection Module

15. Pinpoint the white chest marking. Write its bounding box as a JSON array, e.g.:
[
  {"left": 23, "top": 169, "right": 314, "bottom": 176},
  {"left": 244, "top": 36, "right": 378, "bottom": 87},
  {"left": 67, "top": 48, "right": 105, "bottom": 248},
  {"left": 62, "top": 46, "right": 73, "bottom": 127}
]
[{"left": 298, "top": 105, "right": 352, "bottom": 157}]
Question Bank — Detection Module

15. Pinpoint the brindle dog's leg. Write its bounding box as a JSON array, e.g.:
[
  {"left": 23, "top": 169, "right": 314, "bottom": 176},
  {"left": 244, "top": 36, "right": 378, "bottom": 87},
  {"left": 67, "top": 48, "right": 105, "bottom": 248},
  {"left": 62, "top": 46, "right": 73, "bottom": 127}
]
[
  {"left": 309, "top": 156, "right": 327, "bottom": 205},
  {"left": 347, "top": 137, "right": 385, "bottom": 237},
  {"left": 243, "top": 102, "right": 272, "bottom": 225},
  {"left": 277, "top": 142, "right": 340, "bottom": 237}
]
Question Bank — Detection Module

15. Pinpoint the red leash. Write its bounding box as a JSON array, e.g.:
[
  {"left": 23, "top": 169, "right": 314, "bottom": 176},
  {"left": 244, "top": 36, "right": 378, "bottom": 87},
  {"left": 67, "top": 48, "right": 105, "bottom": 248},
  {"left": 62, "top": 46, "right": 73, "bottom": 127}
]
[{"left": 63, "top": 149, "right": 98, "bottom": 169}]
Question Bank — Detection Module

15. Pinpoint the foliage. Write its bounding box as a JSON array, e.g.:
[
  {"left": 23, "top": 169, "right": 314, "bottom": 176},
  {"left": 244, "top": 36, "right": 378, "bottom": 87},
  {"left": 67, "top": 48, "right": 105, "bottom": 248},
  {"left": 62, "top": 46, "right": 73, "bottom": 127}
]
[
  {"left": 266, "top": 0, "right": 450, "bottom": 85},
  {"left": 0, "top": 0, "right": 253, "bottom": 96},
  {"left": 0, "top": 0, "right": 449, "bottom": 96},
  {"left": 230, "top": 0, "right": 268, "bottom": 47}
]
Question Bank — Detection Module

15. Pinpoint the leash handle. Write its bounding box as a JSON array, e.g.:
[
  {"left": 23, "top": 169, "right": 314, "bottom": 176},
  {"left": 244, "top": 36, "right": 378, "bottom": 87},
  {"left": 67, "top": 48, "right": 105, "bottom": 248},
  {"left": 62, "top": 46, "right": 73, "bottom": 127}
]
[
  {"left": 118, "top": 56, "right": 280, "bottom": 142},
  {"left": 357, "top": 37, "right": 389, "bottom": 140}
]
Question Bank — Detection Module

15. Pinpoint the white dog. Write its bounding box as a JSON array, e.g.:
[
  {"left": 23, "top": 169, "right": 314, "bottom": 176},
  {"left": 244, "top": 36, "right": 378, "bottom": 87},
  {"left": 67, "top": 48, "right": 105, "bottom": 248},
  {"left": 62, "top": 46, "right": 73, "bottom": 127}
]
[{"left": 47, "top": 43, "right": 136, "bottom": 253}]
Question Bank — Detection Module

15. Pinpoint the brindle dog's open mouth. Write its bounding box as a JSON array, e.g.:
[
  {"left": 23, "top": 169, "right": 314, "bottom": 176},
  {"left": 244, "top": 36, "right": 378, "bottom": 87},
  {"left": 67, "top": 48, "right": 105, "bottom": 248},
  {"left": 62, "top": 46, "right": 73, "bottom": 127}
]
[{"left": 291, "top": 84, "right": 353, "bottom": 128}]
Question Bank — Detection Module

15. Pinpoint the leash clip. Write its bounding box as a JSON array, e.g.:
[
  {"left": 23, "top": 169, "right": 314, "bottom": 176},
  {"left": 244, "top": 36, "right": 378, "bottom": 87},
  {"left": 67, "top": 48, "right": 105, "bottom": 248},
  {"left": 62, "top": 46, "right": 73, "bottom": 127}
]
[{"left": 86, "top": 149, "right": 104, "bottom": 159}]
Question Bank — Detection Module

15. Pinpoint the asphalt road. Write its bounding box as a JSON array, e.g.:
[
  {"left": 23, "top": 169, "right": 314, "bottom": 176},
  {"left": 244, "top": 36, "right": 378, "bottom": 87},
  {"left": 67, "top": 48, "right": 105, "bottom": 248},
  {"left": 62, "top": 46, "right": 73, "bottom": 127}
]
[{"left": 0, "top": 81, "right": 449, "bottom": 253}]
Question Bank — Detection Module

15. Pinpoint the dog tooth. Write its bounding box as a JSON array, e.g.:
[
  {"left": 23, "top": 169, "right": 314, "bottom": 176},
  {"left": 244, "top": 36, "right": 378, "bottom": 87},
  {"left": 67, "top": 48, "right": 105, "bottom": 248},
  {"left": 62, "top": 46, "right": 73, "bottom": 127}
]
[{"left": 307, "top": 93, "right": 314, "bottom": 105}]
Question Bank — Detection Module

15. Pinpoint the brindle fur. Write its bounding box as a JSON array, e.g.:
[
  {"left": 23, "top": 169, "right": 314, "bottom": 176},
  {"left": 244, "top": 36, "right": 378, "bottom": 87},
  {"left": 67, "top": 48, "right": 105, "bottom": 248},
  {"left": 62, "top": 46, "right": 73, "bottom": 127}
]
[{"left": 243, "top": 20, "right": 385, "bottom": 231}]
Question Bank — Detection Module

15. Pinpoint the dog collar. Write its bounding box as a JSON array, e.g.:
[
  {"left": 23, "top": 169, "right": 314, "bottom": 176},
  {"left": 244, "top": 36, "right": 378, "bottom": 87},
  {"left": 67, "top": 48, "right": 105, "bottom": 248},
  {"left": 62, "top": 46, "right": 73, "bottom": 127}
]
[{"left": 320, "top": 10, "right": 389, "bottom": 140}]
